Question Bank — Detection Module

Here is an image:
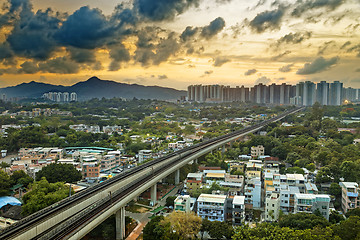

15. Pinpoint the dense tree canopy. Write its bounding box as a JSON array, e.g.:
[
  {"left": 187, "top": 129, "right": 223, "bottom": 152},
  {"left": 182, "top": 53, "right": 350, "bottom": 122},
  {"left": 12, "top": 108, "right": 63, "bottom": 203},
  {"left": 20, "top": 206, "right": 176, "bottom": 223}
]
[
  {"left": 22, "top": 177, "right": 73, "bottom": 215},
  {"left": 36, "top": 163, "right": 82, "bottom": 183}
]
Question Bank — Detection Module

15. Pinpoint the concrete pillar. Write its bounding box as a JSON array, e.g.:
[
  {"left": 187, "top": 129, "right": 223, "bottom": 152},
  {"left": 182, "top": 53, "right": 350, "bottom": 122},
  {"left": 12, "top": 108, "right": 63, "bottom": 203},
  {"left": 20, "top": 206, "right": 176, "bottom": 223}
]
[
  {"left": 150, "top": 184, "right": 157, "bottom": 206},
  {"left": 222, "top": 145, "right": 226, "bottom": 154},
  {"left": 116, "top": 207, "right": 125, "bottom": 240},
  {"left": 175, "top": 169, "right": 180, "bottom": 185},
  {"left": 194, "top": 158, "right": 198, "bottom": 164}
]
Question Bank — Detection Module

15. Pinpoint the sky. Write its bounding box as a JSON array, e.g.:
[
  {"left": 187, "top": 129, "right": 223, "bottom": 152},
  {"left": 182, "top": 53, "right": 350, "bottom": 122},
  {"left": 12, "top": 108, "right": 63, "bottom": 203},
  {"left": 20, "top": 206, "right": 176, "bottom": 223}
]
[{"left": 0, "top": 0, "right": 359, "bottom": 90}]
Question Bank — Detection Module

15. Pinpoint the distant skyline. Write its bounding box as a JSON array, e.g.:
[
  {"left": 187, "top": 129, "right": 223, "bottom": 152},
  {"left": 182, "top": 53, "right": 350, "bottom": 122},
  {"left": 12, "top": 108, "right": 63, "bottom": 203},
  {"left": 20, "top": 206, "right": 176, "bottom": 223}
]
[{"left": 0, "top": 0, "right": 359, "bottom": 90}]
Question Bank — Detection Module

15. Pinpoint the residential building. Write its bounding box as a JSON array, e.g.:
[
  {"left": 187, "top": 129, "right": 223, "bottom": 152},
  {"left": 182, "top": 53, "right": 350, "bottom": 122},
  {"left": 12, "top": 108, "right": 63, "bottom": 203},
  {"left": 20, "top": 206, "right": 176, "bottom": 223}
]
[
  {"left": 251, "top": 145, "right": 264, "bottom": 158},
  {"left": 294, "top": 193, "right": 330, "bottom": 220},
  {"left": 330, "top": 81, "right": 343, "bottom": 105},
  {"left": 244, "top": 178, "right": 262, "bottom": 208},
  {"left": 138, "top": 150, "right": 152, "bottom": 163},
  {"left": 174, "top": 195, "right": 191, "bottom": 213},
  {"left": 82, "top": 155, "right": 100, "bottom": 181},
  {"left": 232, "top": 196, "right": 245, "bottom": 225},
  {"left": 185, "top": 173, "right": 203, "bottom": 191},
  {"left": 305, "top": 182, "right": 319, "bottom": 194},
  {"left": 340, "top": 182, "right": 360, "bottom": 213},
  {"left": 265, "top": 193, "right": 280, "bottom": 222},
  {"left": 280, "top": 185, "right": 300, "bottom": 213},
  {"left": 316, "top": 81, "right": 329, "bottom": 105},
  {"left": 197, "top": 194, "right": 226, "bottom": 221}
]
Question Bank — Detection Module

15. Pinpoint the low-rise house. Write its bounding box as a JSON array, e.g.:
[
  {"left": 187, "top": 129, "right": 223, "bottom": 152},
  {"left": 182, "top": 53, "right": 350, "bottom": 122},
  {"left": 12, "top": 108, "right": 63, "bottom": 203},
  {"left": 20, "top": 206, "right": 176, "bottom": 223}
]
[{"left": 185, "top": 173, "right": 203, "bottom": 191}]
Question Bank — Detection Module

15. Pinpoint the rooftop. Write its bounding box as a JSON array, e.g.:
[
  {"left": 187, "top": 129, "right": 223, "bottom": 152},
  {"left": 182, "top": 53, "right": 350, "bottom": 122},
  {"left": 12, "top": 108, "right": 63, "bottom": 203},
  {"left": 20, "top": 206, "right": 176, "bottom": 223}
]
[
  {"left": 198, "top": 194, "right": 226, "bottom": 204},
  {"left": 341, "top": 182, "right": 358, "bottom": 189},
  {"left": 233, "top": 196, "right": 245, "bottom": 205}
]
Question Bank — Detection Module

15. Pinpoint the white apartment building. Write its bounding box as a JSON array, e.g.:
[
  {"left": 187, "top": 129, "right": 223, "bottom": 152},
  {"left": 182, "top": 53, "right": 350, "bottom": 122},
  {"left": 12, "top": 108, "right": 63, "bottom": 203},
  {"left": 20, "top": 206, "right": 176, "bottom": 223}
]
[
  {"left": 294, "top": 194, "right": 330, "bottom": 220},
  {"left": 138, "top": 150, "right": 152, "bottom": 163},
  {"left": 340, "top": 182, "right": 360, "bottom": 213},
  {"left": 197, "top": 194, "right": 226, "bottom": 221},
  {"left": 280, "top": 185, "right": 300, "bottom": 213},
  {"left": 265, "top": 193, "right": 280, "bottom": 222},
  {"left": 232, "top": 196, "right": 245, "bottom": 225},
  {"left": 244, "top": 178, "right": 262, "bottom": 208}
]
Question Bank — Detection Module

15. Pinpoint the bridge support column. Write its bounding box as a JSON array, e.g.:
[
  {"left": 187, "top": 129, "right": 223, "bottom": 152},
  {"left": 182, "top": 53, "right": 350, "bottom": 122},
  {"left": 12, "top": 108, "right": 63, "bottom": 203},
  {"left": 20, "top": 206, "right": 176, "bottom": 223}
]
[
  {"left": 116, "top": 207, "right": 125, "bottom": 240},
  {"left": 222, "top": 145, "right": 226, "bottom": 154},
  {"left": 194, "top": 158, "right": 198, "bottom": 164},
  {"left": 150, "top": 184, "right": 157, "bottom": 206},
  {"left": 175, "top": 169, "right": 180, "bottom": 185}
]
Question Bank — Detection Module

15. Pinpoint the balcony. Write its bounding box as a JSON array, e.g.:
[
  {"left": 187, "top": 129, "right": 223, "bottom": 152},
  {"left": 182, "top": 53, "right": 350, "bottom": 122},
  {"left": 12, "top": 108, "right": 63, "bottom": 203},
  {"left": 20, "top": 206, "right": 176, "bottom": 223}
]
[{"left": 347, "top": 192, "right": 359, "bottom": 198}]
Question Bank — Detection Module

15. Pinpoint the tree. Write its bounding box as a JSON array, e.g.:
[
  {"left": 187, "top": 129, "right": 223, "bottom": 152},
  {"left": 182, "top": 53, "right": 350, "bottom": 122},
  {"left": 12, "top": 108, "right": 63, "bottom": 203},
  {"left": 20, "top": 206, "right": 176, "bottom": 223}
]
[
  {"left": 329, "top": 210, "right": 345, "bottom": 224},
  {"left": 279, "top": 212, "right": 329, "bottom": 230},
  {"left": 36, "top": 163, "right": 82, "bottom": 183},
  {"left": 332, "top": 216, "right": 360, "bottom": 240},
  {"left": 0, "top": 161, "right": 10, "bottom": 169},
  {"left": 200, "top": 218, "right": 212, "bottom": 240},
  {"left": 345, "top": 208, "right": 360, "bottom": 218},
  {"left": 22, "top": 177, "right": 73, "bottom": 215},
  {"left": 208, "top": 221, "right": 234, "bottom": 240},
  {"left": 0, "top": 169, "right": 11, "bottom": 196},
  {"left": 143, "top": 216, "right": 166, "bottom": 240},
  {"left": 165, "top": 196, "right": 177, "bottom": 207},
  {"left": 285, "top": 167, "right": 305, "bottom": 175},
  {"left": 10, "top": 170, "right": 33, "bottom": 188},
  {"left": 161, "top": 211, "right": 202, "bottom": 239}
]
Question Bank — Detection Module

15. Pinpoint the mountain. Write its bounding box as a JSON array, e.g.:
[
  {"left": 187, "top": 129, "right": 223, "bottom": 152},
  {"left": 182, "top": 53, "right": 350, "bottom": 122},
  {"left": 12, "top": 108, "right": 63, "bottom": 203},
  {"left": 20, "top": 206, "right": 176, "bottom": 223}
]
[{"left": 0, "top": 77, "right": 186, "bottom": 100}]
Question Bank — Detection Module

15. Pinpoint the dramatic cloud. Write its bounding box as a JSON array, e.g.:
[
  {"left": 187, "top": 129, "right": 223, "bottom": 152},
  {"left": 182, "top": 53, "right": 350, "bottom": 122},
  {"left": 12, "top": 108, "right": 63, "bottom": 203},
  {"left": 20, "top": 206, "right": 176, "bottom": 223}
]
[
  {"left": 6, "top": 0, "right": 60, "bottom": 60},
  {"left": 180, "top": 26, "right": 199, "bottom": 42},
  {"left": 213, "top": 56, "right": 230, "bottom": 67},
  {"left": 244, "top": 69, "right": 257, "bottom": 76},
  {"left": 55, "top": 6, "right": 116, "bottom": 49},
  {"left": 108, "top": 44, "right": 131, "bottom": 71},
  {"left": 292, "top": 0, "right": 344, "bottom": 17},
  {"left": 249, "top": 6, "right": 285, "bottom": 33},
  {"left": 274, "top": 31, "right": 312, "bottom": 47},
  {"left": 296, "top": 56, "right": 339, "bottom": 75},
  {"left": 133, "top": 0, "right": 200, "bottom": 21},
  {"left": 279, "top": 64, "right": 294, "bottom": 72},
  {"left": 255, "top": 76, "right": 271, "bottom": 84},
  {"left": 200, "top": 17, "right": 225, "bottom": 39},
  {"left": 38, "top": 57, "right": 80, "bottom": 74},
  {"left": 67, "top": 47, "right": 96, "bottom": 63}
]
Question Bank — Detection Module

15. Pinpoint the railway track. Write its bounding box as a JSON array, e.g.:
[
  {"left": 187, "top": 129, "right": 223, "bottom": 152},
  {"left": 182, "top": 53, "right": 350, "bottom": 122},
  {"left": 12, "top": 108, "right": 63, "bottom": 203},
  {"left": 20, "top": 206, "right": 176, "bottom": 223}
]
[{"left": 0, "top": 106, "right": 304, "bottom": 240}]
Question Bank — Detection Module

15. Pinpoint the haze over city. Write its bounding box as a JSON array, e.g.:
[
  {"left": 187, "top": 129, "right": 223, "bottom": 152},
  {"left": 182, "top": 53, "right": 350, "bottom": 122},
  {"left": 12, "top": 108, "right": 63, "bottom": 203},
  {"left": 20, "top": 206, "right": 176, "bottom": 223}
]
[{"left": 0, "top": 0, "right": 359, "bottom": 89}]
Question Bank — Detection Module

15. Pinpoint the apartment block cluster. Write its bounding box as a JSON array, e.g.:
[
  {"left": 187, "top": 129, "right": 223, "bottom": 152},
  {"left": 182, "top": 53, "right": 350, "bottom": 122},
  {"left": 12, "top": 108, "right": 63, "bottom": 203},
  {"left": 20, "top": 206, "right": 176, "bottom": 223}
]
[
  {"left": 187, "top": 81, "right": 359, "bottom": 106},
  {"left": 69, "top": 124, "right": 122, "bottom": 135},
  {"left": 174, "top": 145, "right": 332, "bottom": 225},
  {"left": 1, "top": 108, "right": 72, "bottom": 118},
  {"left": 42, "top": 92, "right": 78, "bottom": 102},
  {"left": 5, "top": 147, "right": 135, "bottom": 183}
]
